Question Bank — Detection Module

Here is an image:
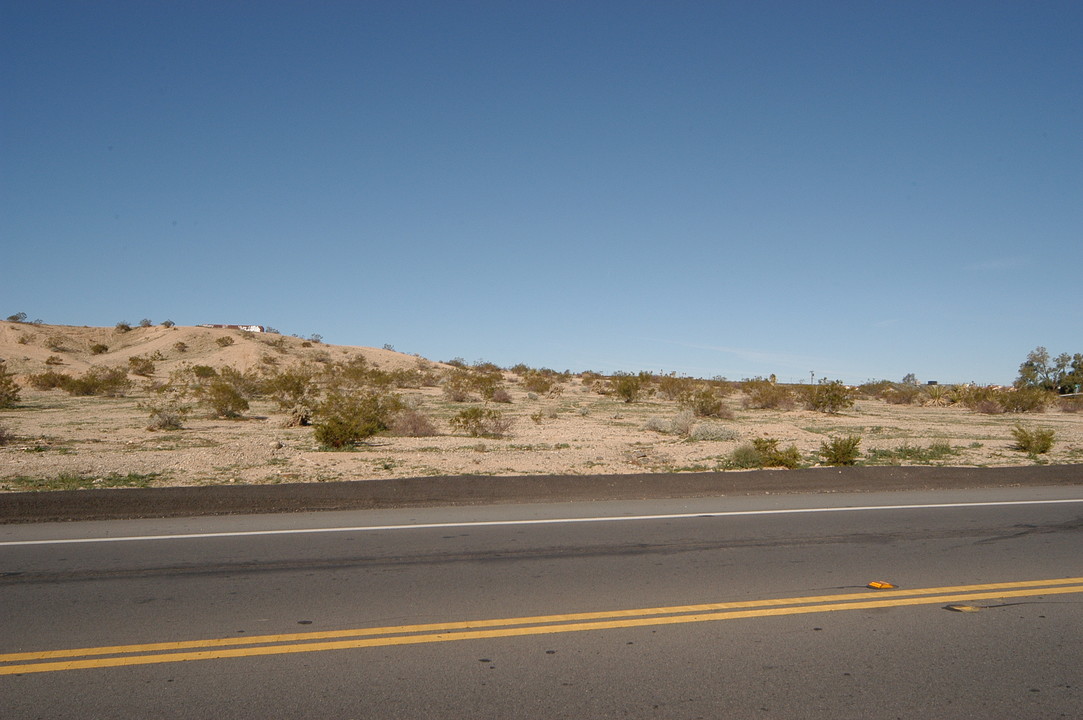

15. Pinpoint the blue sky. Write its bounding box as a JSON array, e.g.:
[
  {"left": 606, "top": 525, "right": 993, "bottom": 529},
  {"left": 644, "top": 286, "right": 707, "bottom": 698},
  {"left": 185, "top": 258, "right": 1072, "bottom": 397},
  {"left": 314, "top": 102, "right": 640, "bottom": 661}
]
[{"left": 3, "top": 2, "right": 1080, "bottom": 385}]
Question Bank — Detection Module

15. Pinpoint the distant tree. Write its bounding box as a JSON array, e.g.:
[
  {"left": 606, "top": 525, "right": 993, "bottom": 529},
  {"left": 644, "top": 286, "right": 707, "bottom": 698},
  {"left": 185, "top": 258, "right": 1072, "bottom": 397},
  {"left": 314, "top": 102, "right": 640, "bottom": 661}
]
[
  {"left": 161, "top": 319, "right": 175, "bottom": 328},
  {"left": 901, "top": 373, "right": 919, "bottom": 386},
  {"left": 139, "top": 318, "right": 153, "bottom": 328},
  {"left": 1016, "top": 347, "right": 1083, "bottom": 394},
  {"left": 6, "top": 312, "right": 27, "bottom": 323}
]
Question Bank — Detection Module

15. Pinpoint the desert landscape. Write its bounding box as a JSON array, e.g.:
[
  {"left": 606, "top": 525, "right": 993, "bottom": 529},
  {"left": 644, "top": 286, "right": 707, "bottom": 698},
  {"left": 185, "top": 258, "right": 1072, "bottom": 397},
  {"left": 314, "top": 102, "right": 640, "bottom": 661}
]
[{"left": 1, "top": 321, "right": 1080, "bottom": 492}]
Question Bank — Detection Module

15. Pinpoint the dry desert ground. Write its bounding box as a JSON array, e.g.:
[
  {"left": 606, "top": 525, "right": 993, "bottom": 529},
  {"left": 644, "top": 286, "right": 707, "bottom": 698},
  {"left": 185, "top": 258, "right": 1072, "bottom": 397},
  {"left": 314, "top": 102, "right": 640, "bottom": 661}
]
[{"left": 1, "top": 322, "right": 1081, "bottom": 491}]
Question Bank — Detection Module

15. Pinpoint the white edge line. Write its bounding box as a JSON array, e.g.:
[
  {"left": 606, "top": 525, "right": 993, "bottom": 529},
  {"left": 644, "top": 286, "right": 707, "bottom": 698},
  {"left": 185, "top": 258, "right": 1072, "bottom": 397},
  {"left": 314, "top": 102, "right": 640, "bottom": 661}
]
[{"left": 2, "top": 498, "right": 1083, "bottom": 547}]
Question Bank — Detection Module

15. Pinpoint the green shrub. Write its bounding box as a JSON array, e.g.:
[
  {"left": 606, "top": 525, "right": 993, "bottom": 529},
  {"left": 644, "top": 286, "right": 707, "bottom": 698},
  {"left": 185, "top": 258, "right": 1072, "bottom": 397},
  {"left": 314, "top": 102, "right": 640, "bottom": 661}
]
[
  {"left": 610, "top": 372, "right": 644, "bottom": 403},
  {"left": 1010, "top": 425, "right": 1055, "bottom": 455},
  {"left": 752, "top": 437, "right": 802, "bottom": 468},
  {"left": 819, "top": 435, "right": 862, "bottom": 466},
  {"left": 0, "top": 360, "right": 20, "bottom": 407},
  {"left": 42, "top": 367, "right": 132, "bottom": 397},
  {"left": 656, "top": 374, "right": 695, "bottom": 402},
  {"left": 729, "top": 437, "right": 802, "bottom": 469},
  {"left": 741, "top": 377, "right": 794, "bottom": 410},
  {"left": 685, "top": 387, "right": 734, "bottom": 419},
  {"left": 203, "top": 379, "right": 249, "bottom": 418},
  {"left": 215, "top": 336, "right": 235, "bottom": 348},
  {"left": 313, "top": 390, "right": 402, "bottom": 448},
  {"left": 865, "top": 441, "right": 959, "bottom": 464},
  {"left": 115, "top": 321, "right": 132, "bottom": 333},
  {"left": 191, "top": 365, "right": 218, "bottom": 379},
  {"left": 128, "top": 355, "right": 155, "bottom": 377},
  {"left": 90, "top": 343, "right": 109, "bottom": 355},
  {"left": 798, "top": 380, "right": 855, "bottom": 414},
  {"left": 27, "top": 370, "right": 69, "bottom": 391},
  {"left": 449, "top": 407, "right": 513, "bottom": 438}
]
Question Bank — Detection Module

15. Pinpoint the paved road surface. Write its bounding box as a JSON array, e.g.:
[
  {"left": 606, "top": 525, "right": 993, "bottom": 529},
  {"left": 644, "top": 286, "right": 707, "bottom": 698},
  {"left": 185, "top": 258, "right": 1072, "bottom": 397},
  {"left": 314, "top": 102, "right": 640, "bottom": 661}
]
[{"left": 2, "top": 486, "right": 1082, "bottom": 718}]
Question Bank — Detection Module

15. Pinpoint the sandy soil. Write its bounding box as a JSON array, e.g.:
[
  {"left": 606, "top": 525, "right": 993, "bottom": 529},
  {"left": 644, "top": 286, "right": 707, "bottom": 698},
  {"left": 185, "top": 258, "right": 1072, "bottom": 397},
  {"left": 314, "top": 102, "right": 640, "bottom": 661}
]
[{"left": 1, "top": 322, "right": 1081, "bottom": 491}]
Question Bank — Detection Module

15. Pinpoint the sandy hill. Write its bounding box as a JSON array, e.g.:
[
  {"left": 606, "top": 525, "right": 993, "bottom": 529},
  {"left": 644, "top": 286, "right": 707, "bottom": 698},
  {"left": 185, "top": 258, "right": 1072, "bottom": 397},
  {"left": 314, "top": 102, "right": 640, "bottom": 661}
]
[{"left": 0, "top": 321, "right": 432, "bottom": 380}]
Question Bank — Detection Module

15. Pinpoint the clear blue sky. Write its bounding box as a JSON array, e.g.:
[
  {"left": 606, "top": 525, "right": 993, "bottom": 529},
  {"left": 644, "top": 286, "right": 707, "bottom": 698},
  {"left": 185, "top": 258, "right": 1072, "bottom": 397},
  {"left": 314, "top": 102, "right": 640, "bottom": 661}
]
[{"left": 3, "top": 2, "right": 1080, "bottom": 385}]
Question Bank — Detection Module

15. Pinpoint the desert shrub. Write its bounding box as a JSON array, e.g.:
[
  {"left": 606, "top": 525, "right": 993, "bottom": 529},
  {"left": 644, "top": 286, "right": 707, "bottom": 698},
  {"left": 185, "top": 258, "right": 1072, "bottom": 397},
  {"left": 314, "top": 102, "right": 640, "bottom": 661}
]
[
  {"left": 921, "top": 385, "right": 952, "bottom": 407},
  {"left": 729, "top": 443, "right": 766, "bottom": 469},
  {"left": 0, "top": 360, "right": 20, "bottom": 407},
  {"left": 741, "top": 377, "right": 794, "bottom": 410},
  {"left": 28, "top": 370, "right": 69, "bottom": 391},
  {"left": 884, "top": 384, "right": 922, "bottom": 405},
  {"left": 753, "top": 437, "right": 802, "bottom": 468},
  {"left": 729, "top": 438, "right": 801, "bottom": 468},
  {"left": 138, "top": 318, "right": 153, "bottom": 328},
  {"left": 215, "top": 336, "right": 235, "bottom": 348},
  {"left": 491, "top": 387, "right": 513, "bottom": 404},
  {"left": 449, "top": 407, "right": 513, "bottom": 438},
  {"left": 999, "top": 387, "right": 1052, "bottom": 413},
  {"left": 521, "top": 371, "right": 555, "bottom": 395},
  {"left": 265, "top": 367, "right": 320, "bottom": 411},
  {"left": 865, "top": 441, "right": 959, "bottom": 464},
  {"left": 644, "top": 416, "right": 672, "bottom": 434},
  {"left": 610, "top": 372, "right": 644, "bottom": 403},
  {"left": 128, "top": 355, "right": 155, "bottom": 377},
  {"left": 90, "top": 343, "right": 109, "bottom": 355},
  {"left": 1058, "top": 397, "right": 1082, "bottom": 413},
  {"left": 161, "top": 319, "right": 175, "bottom": 328},
  {"left": 66, "top": 367, "right": 133, "bottom": 396},
  {"left": 961, "top": 386, "right": 1050, "bottom": 414},
  {"left": 115, "top": 321, "right": 132, "bottom": 333},
  {"left": 689, "top": 423, "right": 739, "bottom": 442},
  {"left": 45, "top": 335, "right": 67, "bottom": 352},
  {"left": 656, "top": 374, "right": 695, "bottom": 403},
  {"left": 202, "top": 379, "right": 249, "bottom": 418},
  {"left": 388, "top": 408, "right": 439, "bottom": 437},
  {"left": 798, "top": 380, "right": 855, "bottom": 414},
  {"left": 191, "top": 365, "right": 217, "bottom": 379},
  {"left": 684, "top": 387, "right": 734, "bottom": 419},
  {"left": 819, "top": 435, "right": 862, "bottom": 466},
  {"left": 172, "top": 341, "right": 188, "bottom": 353},
  {"left": 0, "top": 423, "right": 14, "bottom": 446},
  {"left": 442, "top": 368, "right": 475, "bottom": 402},
  {"left": 140, "top": 397, "right": 190, "bottom": 431},
  {"left": 7, "top": 312, "right": 28, "bottom": 323},
  {"left": 858, "top": 380, "right": 894, "bottom": 399},
  {"left": 671, "top": 409, "right": 695, "bottom": 437},
  {"left": 45, "top": 355, "right": 64, "bottom": 366},
  {"left": 1010, "top": 425, "right": 1055, "bottom": 455},
  {"left": 313, "top": 390, "right": 402, "bottom": 448}
]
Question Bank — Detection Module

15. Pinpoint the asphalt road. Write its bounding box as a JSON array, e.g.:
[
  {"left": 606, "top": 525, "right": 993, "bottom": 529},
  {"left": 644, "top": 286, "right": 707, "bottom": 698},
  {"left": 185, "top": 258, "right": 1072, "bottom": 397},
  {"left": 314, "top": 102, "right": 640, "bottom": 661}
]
[{"left": 2, "top": 486, "right": 1082, "bottom": 718}]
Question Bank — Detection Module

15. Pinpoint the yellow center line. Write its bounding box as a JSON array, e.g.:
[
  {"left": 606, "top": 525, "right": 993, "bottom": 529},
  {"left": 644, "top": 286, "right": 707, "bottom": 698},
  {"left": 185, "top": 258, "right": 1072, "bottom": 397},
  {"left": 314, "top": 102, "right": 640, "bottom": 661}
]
[{"left": 3, "top": 578, "right": 1081, "bottom": 676}]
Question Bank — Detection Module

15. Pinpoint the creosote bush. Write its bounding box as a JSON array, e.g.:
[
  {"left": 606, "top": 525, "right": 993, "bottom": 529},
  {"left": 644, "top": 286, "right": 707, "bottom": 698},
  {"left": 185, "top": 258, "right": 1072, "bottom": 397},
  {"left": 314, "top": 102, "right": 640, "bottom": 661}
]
[
  {"left": 0, "top": 360, "right": 21, "bottom": 407},
  {"left": 741, "top": 377, "right": 794, "bottom": 410},
  {"left": 449, "top": 407, "right": 513, "bottom": 438},
  {"left": 610, "top": 372, "right": 646, "bottom": 403},
  {"left": 90, "top": 343, "right": 109, "bottom": 355},
  {"left": 798, "top": 380, "right": 855, "bottom": 414},
  {"left": 28, "top": 367, "right": 132, "bottom": 397},
  {"left": 140, "top": 397, "right": 191, "bottom": 431},
  {"left": 819, "top": 435, "right": 862, "bottom": 466},
  {"left": 313, "top": 390, "right": 402, "bottom": 448},
  {"left": 729, "top": 437, "right": 802, "bottom": 469},
  {"left": 128, "top": 355, "right": 155, "bottom": 377},
  {"left": 1010, "top": 425, "right": 1055, "bottom": 455},
  {"left": 215, "top": 336, "right": 235, "bottom": 348}
]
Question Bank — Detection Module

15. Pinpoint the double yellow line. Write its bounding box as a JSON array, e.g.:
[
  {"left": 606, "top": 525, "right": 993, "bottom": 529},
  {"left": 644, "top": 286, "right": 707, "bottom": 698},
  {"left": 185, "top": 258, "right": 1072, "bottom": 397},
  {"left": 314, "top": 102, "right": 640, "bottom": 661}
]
[{"left": 4, "top": 577, "right": 1081, "bottom": 676}]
